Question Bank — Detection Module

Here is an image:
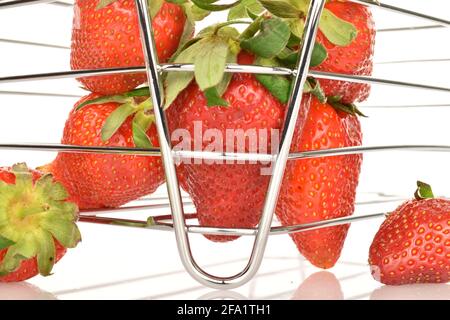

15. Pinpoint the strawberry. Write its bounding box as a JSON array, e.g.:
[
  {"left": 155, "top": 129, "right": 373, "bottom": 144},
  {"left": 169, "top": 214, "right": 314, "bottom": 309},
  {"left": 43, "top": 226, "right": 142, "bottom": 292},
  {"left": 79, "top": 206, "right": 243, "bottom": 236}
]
[
  {"left": 71, "top": 0, "right": 187, "bottom": 95},
  {"left": 276, "top": 96, "right": 362, "bottom": 269},
  {"left": 312, "top": 1, "right": 375, "bottom": 103},
  {"left": 369, "top": 182, "right": 450, "bottom": 285},
  {"left": 0, "top": 164, "right": 81, "bottom": 282},
  {"left": 254, "top": 0, "right": 375, "bottom": 103},
  {"left": 167, "top": 51, "right": 300, "bottom": 242},
  {"left": 44, "top": 93, "right": 164, "bottom": 209}
]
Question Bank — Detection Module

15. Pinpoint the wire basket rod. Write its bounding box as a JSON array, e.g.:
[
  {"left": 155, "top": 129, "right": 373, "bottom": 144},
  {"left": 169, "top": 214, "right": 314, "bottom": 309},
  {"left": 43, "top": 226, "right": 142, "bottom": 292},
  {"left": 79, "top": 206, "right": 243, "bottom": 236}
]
[
  {"left": 1, "top": 66, "right": 449, "bottom": 93},
  {"left": 1, "top": 0, "right": 448, "bottom": 29},
  {"left": 1, "top": 143, "right": 450, "bottom": 161},
  {"left": 77, "top": 211, "right": 386, "bottom": 236}
]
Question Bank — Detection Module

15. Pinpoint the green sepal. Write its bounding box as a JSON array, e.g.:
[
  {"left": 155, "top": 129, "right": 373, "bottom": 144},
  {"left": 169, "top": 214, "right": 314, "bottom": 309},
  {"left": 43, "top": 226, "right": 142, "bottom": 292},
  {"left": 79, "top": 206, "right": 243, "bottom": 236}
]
[
  {"left": 101, "top": 102, "right": 137, "bottom": 142},
  {"left": 36, "top": 230, "right": 56, "bottom": 277},
  {"left": 310, "top": 42, "right": 328, "bottom": 67},
  {"left": 239, "top": 15, "right": 264, "bottom": 40},
  {"left": 228, "top": 0, "right": 263, "bottom": 20},
  {"left": 181, "top": 1, "right": 210, "bottom": 27},
  {"left": 149, "top": 0, "right": 164, "bottom": 18},
  {"left": 205, "top": 87, "right": 229, "bottom": 107},
  {"left": 191, "top": 0, "right": 240, "bottom": 11},
  {"left": 0, "top": 164, "right": 81, "bottom": 278},
  {"left": 11, "top": 163, "right": 33, "bottom": 189},
  {"left": 246, "top": 7, "right": 259, "bottom": 20},
  {"left": 0, "top": 235, "right": 15, "bottom": 251},
  {"left": 287, "top": 18, "right": 304, "bottom": 39},
  {"left": 241, "top": 17, "right": 291, "bottom": 59},
  {"left": 194, "top": 36, "right": 230, "bottom": 91},
  {"left": 303, "top": 78, "right": 326, "bottom": 103},
  {"left": 96, "top": 0, "right": 116, "bottom": 10},
  {"left": 132, "top": 110, "right": 156, "bottom": 149},
  {"left": 258, "top": 0, "right": 302, "bottom": 18},
  {"left": 164, "top": 37, "right": 205, "bottom": 108},
  {"left": 319, "top": 8, "right": 358, "bottom": 47},
  {"left": 278, "top": 42, "right": 327, "bottom": 68},
  {"left": 328, "top": 96, "right": 367, "bottom": 117},
  {"left": 255, "top": 57, "right": 291, "bottom": 104},
  {"left": 40, "top": 214, "right": 81, "bottom": 249},
  {"left": 76, "top": 87, "right": 150, "bottom": 111},
  {"left": 414, "top": 181, "right": 435, "bottom": 200}
]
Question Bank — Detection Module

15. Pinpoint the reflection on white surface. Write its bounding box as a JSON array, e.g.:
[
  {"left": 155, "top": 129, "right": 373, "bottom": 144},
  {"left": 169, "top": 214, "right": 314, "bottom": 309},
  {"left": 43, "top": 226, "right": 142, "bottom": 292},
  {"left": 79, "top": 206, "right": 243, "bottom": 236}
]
[
  {"left": 292, "top": 271, "right": 344, "bottom": 300},
  {"left": 371, "top": 284, "right": 450, "bottom": 300},
  {"left": 0, "top": 282, "right": 57, "bottom": 300}
]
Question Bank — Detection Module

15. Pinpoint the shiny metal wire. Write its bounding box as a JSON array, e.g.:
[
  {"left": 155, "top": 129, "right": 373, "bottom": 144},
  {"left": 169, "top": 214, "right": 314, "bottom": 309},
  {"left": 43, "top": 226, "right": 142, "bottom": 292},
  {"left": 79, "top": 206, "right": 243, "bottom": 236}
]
[{"left": 0, "top": 0, "right": 449, "bottom": 289}]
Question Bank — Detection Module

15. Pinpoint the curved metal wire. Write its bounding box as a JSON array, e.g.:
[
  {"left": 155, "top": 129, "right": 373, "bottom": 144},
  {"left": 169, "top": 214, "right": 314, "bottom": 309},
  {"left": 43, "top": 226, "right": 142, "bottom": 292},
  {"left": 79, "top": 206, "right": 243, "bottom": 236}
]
[
  {"left": 0, "top": 0, "right": 449, "bottom": 290},
  {"left": 1, "top": 65, "right": 449, "bottom": 93}
]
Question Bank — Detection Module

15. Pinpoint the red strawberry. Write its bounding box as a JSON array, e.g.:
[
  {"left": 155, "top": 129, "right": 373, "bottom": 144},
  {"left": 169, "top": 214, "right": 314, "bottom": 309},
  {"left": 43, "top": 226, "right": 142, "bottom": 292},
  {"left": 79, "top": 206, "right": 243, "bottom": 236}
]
[
  {"left": 167, "top": 51, "right": 301, "bottom": 242},
  {"left": 71, "top": 0, "right": 187, "bottom": 95},
  {"left": 369, "top": 182, "right": 450, "bottom": 285},
  {"left": 313, "top": 1, "right": 375, "bottom": 103},
  {"left": 276, "top": 96, "right": 362, "bottom": 269},
  {"left": 0, "top": 164, "right": 81, "bottom": 282},
  {"left": 45, "top": 93, "right": 164, "bottom": 209}
]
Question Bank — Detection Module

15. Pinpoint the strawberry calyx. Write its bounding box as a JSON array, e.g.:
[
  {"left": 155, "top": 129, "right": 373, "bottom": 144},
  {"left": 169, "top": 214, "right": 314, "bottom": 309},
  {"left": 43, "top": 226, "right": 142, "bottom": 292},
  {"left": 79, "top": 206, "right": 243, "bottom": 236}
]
[
  {"left": 255, "top": 0, "right": 358, "bottom": 47},
  {"left": 327, "top": 96, "right": 367, "bottom": 117},
  {"left": 414, "top": 181, "right": 435, "bottom": 200},
  {"left": 164, "top": 23, "right": 243, "bottom": 108},
  {"left": 0, "top": 163, "right": 81, "bottom": 277},
  {"left": 76, "top": 88, "right": 156, "bottom": 148}
]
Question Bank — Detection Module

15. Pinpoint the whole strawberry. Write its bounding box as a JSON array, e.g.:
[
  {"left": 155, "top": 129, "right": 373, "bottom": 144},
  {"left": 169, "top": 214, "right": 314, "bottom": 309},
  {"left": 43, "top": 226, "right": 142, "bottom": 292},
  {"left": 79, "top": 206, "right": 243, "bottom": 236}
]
[
  {"left": 276, "top": 96, "right": 362, "bottom": 269},
  {"left": 167, "top": 51, "right": 297, "bottom": 242},
  {"left": 312, "top": 1, "right": 375, "bottom": 103},
  {"left": 45, "top": 93, "right": 164, "bottom": 209},
  {"left": 71, "top": 0, "right": 187, "bottom": 95},
  {"left": 369, "top": 182, "right": 450, "bottom": 285},
  {"left": 0, "top": 163, "right": 81, "bottom": 282}
]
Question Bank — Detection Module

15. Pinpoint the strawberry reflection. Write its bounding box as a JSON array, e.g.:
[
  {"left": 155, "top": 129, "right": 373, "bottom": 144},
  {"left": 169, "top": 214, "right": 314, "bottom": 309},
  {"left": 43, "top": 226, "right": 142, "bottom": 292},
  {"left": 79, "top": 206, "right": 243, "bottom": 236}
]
[
  {"left": 292, "top": 271, "right": 344, "bottom": 300},
  {"left": 0, "top": 282, "right": 57, "bottom": 300}
]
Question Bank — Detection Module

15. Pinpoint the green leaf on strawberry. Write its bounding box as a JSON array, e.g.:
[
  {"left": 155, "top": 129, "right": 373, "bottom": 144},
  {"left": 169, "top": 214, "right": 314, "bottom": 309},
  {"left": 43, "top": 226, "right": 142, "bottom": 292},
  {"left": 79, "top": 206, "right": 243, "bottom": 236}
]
[
  {"left": 132, "top": 111, "right": 155, "bottom": 149},
  {"left": 241, "top": 17, "right": 291, "bottom": 58},
  {"left": 149, "top": 0, "right": 164, "bottom": 18},
  {"left": 0, "top": 236, "right": 15, "bottom": 251},
  {"left": 195, "top": 37, "right": 230, "bottom": 91},
  {"left": 204, "top": 87, "right": 229, "bottom": 107},
  {"left": 191, "top": 0, "right": 240, "bottom": 11},
  {"left": 254, "top": 57, "right": 291, "bottom": 104},
  {"left": 0, "top": 164, "right": 81, "bottom": 279},
  {"left": 319, "top": 8, "right": 358, "bottom": 46},
  {"left": 228, "top": 0, "right": 264, "bottom": 20},
  {"left": 258, "top": 0, "right": 302, "bottom": 18},
  {"left": 414, "top": 181, "right": 435, "bottom": 200},
  {"left": 96, "top": 0, "right": 116, "bottom": 10},
  {"left": 101, "top": 103, "right": 137, "bottom": 141}
]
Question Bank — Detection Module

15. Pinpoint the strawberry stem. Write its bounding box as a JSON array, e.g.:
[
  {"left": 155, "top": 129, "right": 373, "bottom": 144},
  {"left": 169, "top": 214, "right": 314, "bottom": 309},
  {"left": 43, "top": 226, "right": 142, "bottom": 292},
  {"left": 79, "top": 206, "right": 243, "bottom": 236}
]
[{"left": 414, "top": 181, "right": 435, "bottom": 200}]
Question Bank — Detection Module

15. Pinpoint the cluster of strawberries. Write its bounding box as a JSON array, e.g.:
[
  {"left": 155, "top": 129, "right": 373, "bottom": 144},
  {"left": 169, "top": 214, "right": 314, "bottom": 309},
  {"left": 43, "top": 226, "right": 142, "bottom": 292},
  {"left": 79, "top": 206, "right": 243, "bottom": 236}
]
[{"left": 0, "top": 0, "right": 448, "bottom": 287}]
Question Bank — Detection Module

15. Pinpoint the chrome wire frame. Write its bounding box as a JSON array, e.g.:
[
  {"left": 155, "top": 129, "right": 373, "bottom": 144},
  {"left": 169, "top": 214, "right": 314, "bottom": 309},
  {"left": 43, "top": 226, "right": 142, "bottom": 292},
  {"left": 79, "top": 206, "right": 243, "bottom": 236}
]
[
  {"left": 0, "top": 0, "right": 449, "bottom": 288},
  {"left": 132, "top": 0, "right": 327, "bottom": 289}
]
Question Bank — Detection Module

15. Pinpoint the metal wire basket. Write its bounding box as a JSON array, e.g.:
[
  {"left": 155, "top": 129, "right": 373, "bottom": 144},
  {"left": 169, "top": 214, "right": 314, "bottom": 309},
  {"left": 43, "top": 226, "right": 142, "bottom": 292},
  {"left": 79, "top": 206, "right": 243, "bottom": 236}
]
[{"left": 0, "top": 0, "right": 449, "bottom": 289}]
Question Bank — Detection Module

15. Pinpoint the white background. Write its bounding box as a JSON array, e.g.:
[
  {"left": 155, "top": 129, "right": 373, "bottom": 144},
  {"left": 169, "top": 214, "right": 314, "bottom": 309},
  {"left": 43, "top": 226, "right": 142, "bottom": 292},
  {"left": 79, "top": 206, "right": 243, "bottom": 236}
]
[{"left": 0, "top": 0, "right": 449, "bottom": 299}]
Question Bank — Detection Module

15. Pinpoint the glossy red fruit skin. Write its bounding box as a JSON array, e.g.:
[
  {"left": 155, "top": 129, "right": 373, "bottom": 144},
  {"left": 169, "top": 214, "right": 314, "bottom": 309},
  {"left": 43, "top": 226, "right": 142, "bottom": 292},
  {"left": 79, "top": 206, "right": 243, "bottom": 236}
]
[
  {"left": 369, "top": 198, "right": 450, "bottom": 285},
  {"left": 50, "top": 94, "right": 164, "bottom": 209},
  {"left": 276, "top": 97, "right": 362, "bottom": 268},
  {"left": 167, "top": 52, "right": 301, "bottom": 242},
  {"left": 71, "top": 0, "right": 186, "bottom": 95},
  {"left": 0, "top": 168, "right": 67, "bottom": 283},
  {"left": 312, "top": 1, "right": 375, "bottom": 103}
]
